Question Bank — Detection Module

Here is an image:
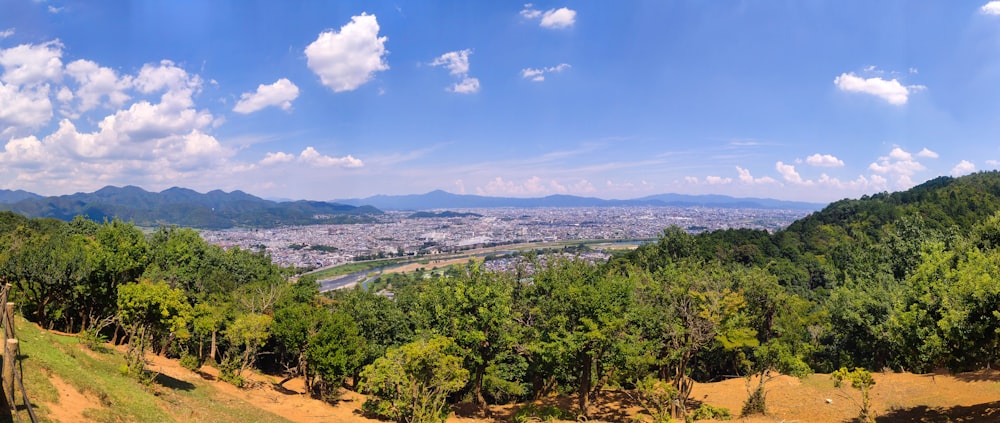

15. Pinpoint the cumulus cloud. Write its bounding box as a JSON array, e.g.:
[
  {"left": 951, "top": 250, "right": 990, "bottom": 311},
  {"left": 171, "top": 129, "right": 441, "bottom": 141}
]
[
  {"left": 775, "top": 161, "right": 813, "bottom": 185},
  {"left": 951, "top": 160, "right": 975, "bottom": 177},
  {"left": 0, "top": 40, "right": 63, "bottom": 86},
  {"left": 260, "top": 151, "right": 295, "bottom": 166},
  {"left": 0, "top": 81, "right": 53, "bottom": 133},
  {"left": 705, "top": 175, "right": 733, "bottom": 185},
  {"left": 869, "top": 148, "right": 926, "bottom": 176},
  {"left": 475, "top": 176, "right": 591, "bottom": 196},
  {"left": 916, "top": 148, "right": 939, "bottom": 158},
  {"left": 298, "top": 147, "right": 363, "bottom": 168},
  {"left": 987, "top": 159, "right": 1000, "bottom": 167},
  {"left": 431, "top": 49, "right": 479, "bottom": 94},
  {"left": 520, "top": 63, "right": 571, "bottom": 82},
  {"left": 305, "top": 13, "right": 389, "bottom": 93},
  {"left": 805, "top": 153, "right": 845, "bottom": 167},
  {"left": 834, "top": 72, "right": 925, "bottom": 105},
  {"left": 233, "top": 78, "right": 299, "bottom": 114},
  {"left": 430, "top": 49, "right": 471, "bottom": 76},
  {"left": 65, "top": 59, "right": 133, "bottom": 112},
  {"left": 982, "top": 1, "right": 1000, "bottom": 15},
  {"left": 0, "top": 29, "right": 13, "bottom": 39},
  {"left": 736, "top": 166, "right": 776, "bottom": 184},
  {"left": 0, "top": 135, "right": 47, "bottom": 168},
  {"left": 521, "top": 4, "right": 576, "bottom": 29}
]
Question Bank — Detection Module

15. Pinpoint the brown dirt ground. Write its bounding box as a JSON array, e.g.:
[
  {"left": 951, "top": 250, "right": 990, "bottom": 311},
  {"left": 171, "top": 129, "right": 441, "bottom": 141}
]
[{"left": 37, "top": 341, "right": 1000, "bottom": 423}]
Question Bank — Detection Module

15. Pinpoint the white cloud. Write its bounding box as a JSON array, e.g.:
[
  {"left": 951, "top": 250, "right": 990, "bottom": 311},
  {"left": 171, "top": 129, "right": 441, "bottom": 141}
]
[
  {"left": 133, "top": 60, "right": 201, "bottom": 95},
  {"left": 65, "top": 59, "right": 133, "bottom": 112},
  {"left": 866, "top": 147, "right": 928, "bottom": 190},
  {"left": 430, "top": 49, "right": 471, "bottom": 76},
  {"left": 987, "top": 159, "right": 1000, "bottom": 167},
  {"left": 519, "top": 4, "right": 541, "bottom": 19},
  {"left": 233, "top": 78, "right": 300, "bottom": 114},
  {"left": 982, "top": 1, "right": 1000, "bottom": 15},
  {"left": 889, "top": 147, "right": 912, "bottom": 161},
  {"left": 834, "top": 72, "right": 925, "bottom": 105},
  {"left": 0, "top": 135, "right": 46, "bottom": 167},
  {"left": 305, "top": 13, "right": 389, "bottom": 93},
  {"left": 520, "top": 63, "right": 571, "bottom": 82},
  {"left": 541, "top": 7, "right": 577, "bottom": 29},
  {"left": 298, "top": 147, "right": 363, "bottom": 168},
  {"left": 951, "top": 160, "right": 975, "bottom": 177},
  {"left": 805, "top": 153, "right": 845, "bottom": 167},
  {"left": 775, "top": 161, "right": 813, "bottom": 185},
  {"left": 736, "top": 166, "right": 776, "bottom": 184},
  {"left": 47, "top": 5, "right": 63, "bottom": 14},
  {"left": 683, "top": 176, "right": 699, "bottom": 184},
  {"left": 431, "top": 49, "right": 479, "bottom": 94},
  {"left": 916, "top": 148, "right": 939, "bottom": 159},
  {"left": 0, "top": 29, "right": 13, "bottom": 39},
  {"left": 0, "top": 40, "right": 63, "bottom": 86},
  {"left": 475, "top": 176, "right": 591, "bottom": 196},
  {"left": 0, "top": 81, "right": 52, "bottom": 133},
  {"left": 450, "top": 77, "right": 480, "bottom": 94},
  {"left": 260, "top": 151, "right": 295, "bottom": 165},
  {"left": 520, "top": 5, "right": 576, "bottom": 29},
  {"left": 705, "top": 175, "right": 733, "bottom": 185}
]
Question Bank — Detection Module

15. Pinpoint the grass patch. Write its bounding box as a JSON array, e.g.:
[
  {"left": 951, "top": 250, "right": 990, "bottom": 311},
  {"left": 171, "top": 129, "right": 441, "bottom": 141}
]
[{"left": 15, "top": 316, "right": 294, "bottom": 423}]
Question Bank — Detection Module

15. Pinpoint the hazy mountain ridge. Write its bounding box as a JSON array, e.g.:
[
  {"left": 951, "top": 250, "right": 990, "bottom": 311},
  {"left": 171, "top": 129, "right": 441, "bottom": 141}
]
[
  {"left": 336, "top": 189, "right": 825, "bottom": 211},
  {"left": 0, "top": 189, "right": 43, "bottom": 204},
  {"left": 0, "top": 186, "right": 381, "bottom": 229}
]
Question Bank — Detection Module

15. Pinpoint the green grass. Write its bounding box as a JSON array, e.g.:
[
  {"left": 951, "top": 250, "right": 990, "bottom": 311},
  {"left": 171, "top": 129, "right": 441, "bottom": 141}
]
[{"left": 14, "top": 316, "right": 295, "bottom": 423}]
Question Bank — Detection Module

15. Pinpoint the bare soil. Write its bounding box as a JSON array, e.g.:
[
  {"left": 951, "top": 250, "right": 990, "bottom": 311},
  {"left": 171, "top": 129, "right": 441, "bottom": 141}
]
[{"left": 37, "top": 344, "right": 1000, "bottom": 422}]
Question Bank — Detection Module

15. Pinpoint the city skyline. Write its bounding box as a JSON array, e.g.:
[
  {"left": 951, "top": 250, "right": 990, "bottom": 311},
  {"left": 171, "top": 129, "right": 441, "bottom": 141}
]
[{"left": 2, "top": 1, "right": 1000, "bottom": 202}]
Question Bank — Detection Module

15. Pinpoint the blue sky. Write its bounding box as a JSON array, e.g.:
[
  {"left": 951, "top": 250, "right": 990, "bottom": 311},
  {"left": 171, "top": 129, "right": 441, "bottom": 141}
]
[{"left": 1, "top": 1, "right": 1000, "bottom": 203}]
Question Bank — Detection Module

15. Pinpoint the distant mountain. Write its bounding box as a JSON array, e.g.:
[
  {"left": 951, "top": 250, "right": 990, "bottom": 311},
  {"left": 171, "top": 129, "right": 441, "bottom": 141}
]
[
  {"left": 0, "top": 189, "right": 42, "bottom": 204},
  {"left": 0, "top": 186, "right": 382, "bottom": 229},
  {"left": 336, "top": 190, "right": 825, "bottom": 211}
]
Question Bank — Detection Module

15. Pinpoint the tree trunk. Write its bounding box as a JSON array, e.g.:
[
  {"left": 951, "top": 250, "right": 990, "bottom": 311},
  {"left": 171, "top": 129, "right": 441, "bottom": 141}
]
[
  {"left": 210, "top": 330, "right": 218, "bottom": 363},
  {"left": 578, "top": 351, "right": 593, "bottom": 416},
  {"left": 473, "top": 362, "right": 487, "bottom": 412},
  {"left": 159, "top": 332, "right": 175, "bottom": 356}
]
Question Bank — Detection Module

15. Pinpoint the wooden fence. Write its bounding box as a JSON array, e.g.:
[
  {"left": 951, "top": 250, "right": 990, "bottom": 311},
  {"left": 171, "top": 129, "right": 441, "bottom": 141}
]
[{"left": 0, "top": 284, "right": 36, "bottom": 423}]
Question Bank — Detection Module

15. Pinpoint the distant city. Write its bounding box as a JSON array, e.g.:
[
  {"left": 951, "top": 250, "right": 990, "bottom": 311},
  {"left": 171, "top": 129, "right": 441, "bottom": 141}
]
[{"left": 200, "top": 206, "right": 811, "bottom": 269}]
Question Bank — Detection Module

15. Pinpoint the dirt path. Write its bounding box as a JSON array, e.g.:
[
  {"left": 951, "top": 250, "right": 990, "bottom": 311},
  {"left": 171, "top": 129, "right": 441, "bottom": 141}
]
[{"left": 44, "top": 372, "right": 103, "bottom": 423}]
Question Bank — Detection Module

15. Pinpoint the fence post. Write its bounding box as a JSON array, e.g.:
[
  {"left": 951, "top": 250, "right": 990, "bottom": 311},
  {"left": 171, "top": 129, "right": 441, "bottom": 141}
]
[{"left": 3, "top": 339, "right": 17, "bottom": 410}]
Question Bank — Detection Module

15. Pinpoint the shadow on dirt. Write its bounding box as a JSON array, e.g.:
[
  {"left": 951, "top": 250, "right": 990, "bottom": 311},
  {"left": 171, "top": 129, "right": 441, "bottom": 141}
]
[{"left": 874, "top": 400, "right": 1000, "bottom": 422}]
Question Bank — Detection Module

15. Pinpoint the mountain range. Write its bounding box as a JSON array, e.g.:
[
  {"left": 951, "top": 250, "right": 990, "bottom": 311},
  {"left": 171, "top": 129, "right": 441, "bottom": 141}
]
[
  {"left": 334, "top": 190, "right": 825, "bottom": 211},
  {"left": 0, "top": 186, "right": 380, "bottom": 229},
  {"left": 0, "top": 186, "right": 825, "bottom": 229}
]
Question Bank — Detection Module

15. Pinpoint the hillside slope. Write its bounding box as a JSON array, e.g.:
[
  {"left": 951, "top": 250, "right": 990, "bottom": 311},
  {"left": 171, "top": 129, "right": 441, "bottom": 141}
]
[{"left": 15, "top": 316, "right": 1000, "bottom": 423}]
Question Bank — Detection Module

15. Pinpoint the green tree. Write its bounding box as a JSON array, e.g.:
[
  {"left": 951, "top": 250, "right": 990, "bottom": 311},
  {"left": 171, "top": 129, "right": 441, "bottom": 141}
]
[
  {"left": 116, "top": 279, "right": 192, "bottom": 381},
  {"left": 359, "top": 335, "right": 469, "bottom": 423}
]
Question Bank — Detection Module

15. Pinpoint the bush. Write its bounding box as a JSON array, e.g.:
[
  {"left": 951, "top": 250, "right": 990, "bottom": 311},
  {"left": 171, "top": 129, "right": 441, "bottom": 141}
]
[
  {"left": 218, "top": 356, "right": 245, "bottom": 388},
  {"left": 179, "top": 352, "right": 202, "bottom": 372},
  {"left": 690, "top": 404, "right": 731, "bottom": 421},
  {"left": 512, "top": 404, "right": 571, "bottom": 423},
  {"left": 80, "top": 327, "right": 110, "bottom": 353}
]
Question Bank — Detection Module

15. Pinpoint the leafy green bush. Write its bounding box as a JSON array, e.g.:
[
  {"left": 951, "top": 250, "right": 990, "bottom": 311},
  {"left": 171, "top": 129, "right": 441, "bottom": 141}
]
[
  {"left": 690, "top": 403, "right": 731, "bottom": 421},
  {"left": 179, "top": 352, "right": 202, "bottom": 372},
  {"left": 512, "top": 404, "right": 571, "bottom": 423}
]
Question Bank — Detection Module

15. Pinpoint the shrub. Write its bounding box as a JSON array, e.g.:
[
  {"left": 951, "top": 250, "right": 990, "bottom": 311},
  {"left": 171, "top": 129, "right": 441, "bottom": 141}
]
[{"left": 690, "top": 403, "right": 731, "bottom": 421}]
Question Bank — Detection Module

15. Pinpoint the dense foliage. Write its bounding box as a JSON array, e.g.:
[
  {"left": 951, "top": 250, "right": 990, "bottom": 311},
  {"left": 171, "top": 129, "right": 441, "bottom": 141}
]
[{"left": 3, "top": 171, "right": 1000, "bottom": 420}]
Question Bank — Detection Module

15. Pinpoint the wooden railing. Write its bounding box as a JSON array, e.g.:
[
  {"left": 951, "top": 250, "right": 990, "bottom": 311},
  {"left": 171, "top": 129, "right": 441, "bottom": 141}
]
[{"left": 0, "top": 284, "right": 36, "bottom": 423}]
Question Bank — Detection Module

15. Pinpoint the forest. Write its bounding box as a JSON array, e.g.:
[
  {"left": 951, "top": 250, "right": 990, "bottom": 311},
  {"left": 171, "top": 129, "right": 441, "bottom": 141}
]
[{"left": 4, "top": 171, "right": 1000, "bottom": 423}]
